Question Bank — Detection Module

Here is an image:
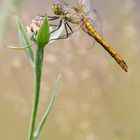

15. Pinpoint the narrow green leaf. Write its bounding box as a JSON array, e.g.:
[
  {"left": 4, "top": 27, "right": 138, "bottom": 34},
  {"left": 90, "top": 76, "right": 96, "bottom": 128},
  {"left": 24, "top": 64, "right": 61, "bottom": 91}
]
[
  {"left": 36, "top": 17, "right": 50, "bottom": 48},
  {"left": 5, "top": 44, "right": 32, "bottom": 51},
  {"left": 34, "top": 75, "right": 62, "bottom": 140},
  {"left": 15, "top": 16, "right": 35, "bottom": 68}
]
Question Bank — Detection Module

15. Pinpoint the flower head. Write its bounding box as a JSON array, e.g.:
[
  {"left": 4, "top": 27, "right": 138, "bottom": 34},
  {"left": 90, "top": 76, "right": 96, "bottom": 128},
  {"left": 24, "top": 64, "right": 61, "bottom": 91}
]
[
  {"left": 26, "top": 15, "right": 65, "bottom": 47},
  {"left": 26, "top": 16, "right": 45, "bottom": 42}
]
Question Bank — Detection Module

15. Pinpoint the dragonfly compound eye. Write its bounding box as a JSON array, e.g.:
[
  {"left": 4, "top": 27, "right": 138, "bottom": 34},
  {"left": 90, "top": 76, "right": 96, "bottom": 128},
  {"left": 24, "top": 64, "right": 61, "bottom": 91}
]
[{"left": 52, "top": 4, "right": 63, "bottom": 15}]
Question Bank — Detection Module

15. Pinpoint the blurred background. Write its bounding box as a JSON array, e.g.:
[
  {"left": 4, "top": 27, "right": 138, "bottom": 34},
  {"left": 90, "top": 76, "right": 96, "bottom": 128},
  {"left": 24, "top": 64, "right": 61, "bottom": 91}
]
[{"left": 0, "top": 0, "right": 140, "bottom": 140}]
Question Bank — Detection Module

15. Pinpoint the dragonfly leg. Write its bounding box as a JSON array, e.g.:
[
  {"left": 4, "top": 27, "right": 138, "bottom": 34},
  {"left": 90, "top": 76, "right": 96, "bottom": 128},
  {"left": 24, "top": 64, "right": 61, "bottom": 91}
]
[
  {"left": 57, "top": 22, "right": 73, "bottom": 39},
  {"left": 47, "top": 15, "right": 60, "bottom": 21},
  {"left": 50, "top": 20, "right": 63, "bottom": 34},
  {"left": 57, "top": 22, "right": 70, "bottom": 39},
  {"left": 50, "top": 22, "right": 73, "bottom": 41},
  {"left": 66, "top": 22, "right": 73, "bottom": 34},
  {"left": 37, "top": 15, "right": 60, "bottom": 21},
  {"left": 50, "top": 24, "right": 58, "bottom": 27}
]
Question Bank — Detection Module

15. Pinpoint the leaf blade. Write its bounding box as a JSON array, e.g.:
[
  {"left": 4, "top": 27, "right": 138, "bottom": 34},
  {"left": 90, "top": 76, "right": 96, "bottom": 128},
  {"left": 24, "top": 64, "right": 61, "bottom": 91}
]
[
  {"left": 15, "top": 16, "right": 35, "bottom": 68},
  {"left": 34, "top": 74, "right": 62, "bottom": 140},
  {"left": 36, "top": 17, "right": 50, "bottom": 48},
  {"left": 5, "top": 44, "right": 32, "bottom": 51}
]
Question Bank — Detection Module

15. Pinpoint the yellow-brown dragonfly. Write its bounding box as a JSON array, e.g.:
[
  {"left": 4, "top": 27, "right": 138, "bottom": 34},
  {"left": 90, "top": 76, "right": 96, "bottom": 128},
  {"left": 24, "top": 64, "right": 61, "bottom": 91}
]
[{"left": 49, "top": 0, "right": 128, "bottom": 72}]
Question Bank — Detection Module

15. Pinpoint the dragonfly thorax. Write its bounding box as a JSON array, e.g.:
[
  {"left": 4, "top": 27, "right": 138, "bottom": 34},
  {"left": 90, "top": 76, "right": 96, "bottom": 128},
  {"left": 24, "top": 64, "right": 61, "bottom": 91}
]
[
  {"left": 52, "top": 1, "right": 69, "bottom": 15},
  {"left": 52, "top": 1, "right": 81, "bottom": 24},
  {"left": 64, "top": 11, "right": 82, "bottom": 24}
]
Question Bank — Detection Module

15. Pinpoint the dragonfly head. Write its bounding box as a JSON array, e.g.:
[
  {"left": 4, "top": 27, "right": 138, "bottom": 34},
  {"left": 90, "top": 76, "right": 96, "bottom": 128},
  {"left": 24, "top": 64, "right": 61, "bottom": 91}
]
[{"left": 52, "top": 0, "right": 64, "bottom": 15}]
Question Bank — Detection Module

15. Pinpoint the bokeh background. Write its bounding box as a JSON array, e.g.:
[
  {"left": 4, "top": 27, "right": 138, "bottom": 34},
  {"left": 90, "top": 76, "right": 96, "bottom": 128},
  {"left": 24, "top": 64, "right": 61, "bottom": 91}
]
[{"left": 0, "top": 0, "right": 140, "bottom": 140}]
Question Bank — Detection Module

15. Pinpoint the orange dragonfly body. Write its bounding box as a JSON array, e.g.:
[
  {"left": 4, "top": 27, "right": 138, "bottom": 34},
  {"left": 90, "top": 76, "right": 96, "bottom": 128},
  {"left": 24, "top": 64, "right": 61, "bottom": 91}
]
[{"left": 51, "top": 0, "right": 128, "bottom": 72}]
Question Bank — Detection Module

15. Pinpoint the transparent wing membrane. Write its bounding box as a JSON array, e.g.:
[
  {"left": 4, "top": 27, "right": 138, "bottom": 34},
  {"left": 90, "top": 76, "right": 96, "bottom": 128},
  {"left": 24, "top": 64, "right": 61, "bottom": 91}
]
[
  {"left": 78, "top": 0, "right": 102, "bottom": 36},
  {"left": 71, "top": 0, "right": 102, "bottom": 49},
  {"left": 70, "top": 25, "right": 96, "bottom": 49}
]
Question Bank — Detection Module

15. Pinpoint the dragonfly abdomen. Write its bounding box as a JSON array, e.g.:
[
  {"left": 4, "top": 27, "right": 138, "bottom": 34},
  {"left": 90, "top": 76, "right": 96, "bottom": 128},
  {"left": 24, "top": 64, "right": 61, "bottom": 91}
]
[{"left": 83, "top": 19, "right": 128, "bottom": 72}]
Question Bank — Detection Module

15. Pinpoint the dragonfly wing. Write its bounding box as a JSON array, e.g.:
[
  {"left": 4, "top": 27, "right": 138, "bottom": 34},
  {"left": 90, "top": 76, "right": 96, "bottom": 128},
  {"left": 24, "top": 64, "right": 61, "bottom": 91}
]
[
  {"left": 70, "top": 0, "right": 102, "bottom": 49},
  {"left": 70, "top": 25, "right": 96, "bottom": 49},
  {"left": 78, "top": 0, "right": 103, "bottom": 36}
]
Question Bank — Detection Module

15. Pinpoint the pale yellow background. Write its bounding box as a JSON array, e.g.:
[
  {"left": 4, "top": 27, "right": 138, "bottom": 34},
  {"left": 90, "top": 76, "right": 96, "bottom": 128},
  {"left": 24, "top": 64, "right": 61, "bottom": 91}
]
[{"left": 0, "top": 0, "right": 140, "bottom": 140}]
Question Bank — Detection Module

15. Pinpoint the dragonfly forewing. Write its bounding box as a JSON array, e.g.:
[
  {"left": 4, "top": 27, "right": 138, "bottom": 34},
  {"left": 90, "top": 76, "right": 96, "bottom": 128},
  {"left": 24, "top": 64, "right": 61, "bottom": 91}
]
[
  {"left": 78, "top": 0, "right": 103, "bottom": 36},
  {"left": 71, "top": 0, "right": 102, "bottom": 49}
]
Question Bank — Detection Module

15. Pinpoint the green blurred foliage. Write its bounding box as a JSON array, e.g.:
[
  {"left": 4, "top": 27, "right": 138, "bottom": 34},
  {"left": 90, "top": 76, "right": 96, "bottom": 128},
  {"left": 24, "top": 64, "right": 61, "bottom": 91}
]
[{"left": 0, "top": 0, "right": 21, "bottom": 44}]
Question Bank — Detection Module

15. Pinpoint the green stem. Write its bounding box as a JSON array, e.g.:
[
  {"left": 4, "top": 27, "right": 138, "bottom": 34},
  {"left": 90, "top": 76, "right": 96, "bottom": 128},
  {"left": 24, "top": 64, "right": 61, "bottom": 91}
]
[
  {"left": 28, "top": 47, "right": 44, "bottom": 140},
  {"left": 34, "top": 75, "right": 62, "bottom": 140}
]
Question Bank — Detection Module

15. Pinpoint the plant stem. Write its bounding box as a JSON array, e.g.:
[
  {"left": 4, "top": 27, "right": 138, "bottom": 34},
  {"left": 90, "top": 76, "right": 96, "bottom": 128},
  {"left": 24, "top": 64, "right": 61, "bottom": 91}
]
[
  {"left": 34, "top": 75, "right": 62, "bottom": 140},
  {"left": 28, "top": 47, "right": 44, "bottom": 140}
]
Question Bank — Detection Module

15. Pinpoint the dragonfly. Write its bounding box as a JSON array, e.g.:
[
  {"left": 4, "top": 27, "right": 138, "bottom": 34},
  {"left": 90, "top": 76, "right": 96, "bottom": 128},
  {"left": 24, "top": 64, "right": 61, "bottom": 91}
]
[{"left": 48, "top": 0, "right": 128, "bottom": 72}]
